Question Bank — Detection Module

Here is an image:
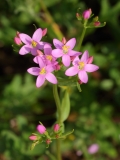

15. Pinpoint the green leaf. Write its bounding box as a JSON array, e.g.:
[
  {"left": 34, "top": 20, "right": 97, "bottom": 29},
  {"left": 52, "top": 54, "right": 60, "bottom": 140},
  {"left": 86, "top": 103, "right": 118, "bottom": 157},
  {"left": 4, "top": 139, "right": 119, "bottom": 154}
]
[{"left": 61, "top": 90, "right": 70, "bottom": 122}]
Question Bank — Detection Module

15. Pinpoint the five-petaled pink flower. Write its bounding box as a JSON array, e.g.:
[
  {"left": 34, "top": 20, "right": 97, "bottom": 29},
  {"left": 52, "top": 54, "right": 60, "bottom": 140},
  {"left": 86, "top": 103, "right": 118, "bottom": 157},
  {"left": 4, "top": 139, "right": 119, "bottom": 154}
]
[
  {"left": 52, "top": 38, "right": 81, "bottom": 67},
  {"left": 65, "top": 50, "right": 99, "bottom": 83},
  {"left": 19, "top": 28, "right": 45, "bottom": 56},
  {"left": 27, "top": 56, "right": 57, "bottom": 87}
]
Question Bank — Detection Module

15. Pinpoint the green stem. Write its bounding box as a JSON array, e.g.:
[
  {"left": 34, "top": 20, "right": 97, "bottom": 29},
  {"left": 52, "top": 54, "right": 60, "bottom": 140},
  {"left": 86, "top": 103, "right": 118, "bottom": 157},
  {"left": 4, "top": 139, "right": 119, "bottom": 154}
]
[
  {"left": 53, "top": 84, "right": 61, "bottom": 123},
  {"left": 78, "top": 21, "right": 88, "bottom": 51},
  {"left": 53, "top": 84, "right": 62, "bottom": 160}
]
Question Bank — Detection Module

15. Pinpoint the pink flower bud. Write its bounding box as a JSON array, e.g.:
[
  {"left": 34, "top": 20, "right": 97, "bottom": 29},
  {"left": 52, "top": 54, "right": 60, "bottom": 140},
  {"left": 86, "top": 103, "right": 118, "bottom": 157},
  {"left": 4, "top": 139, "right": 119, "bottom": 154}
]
[
  {"left": 42, "top": 28, "right": 47, "bottom": 36},
  {"left": 82, "top": 9, "right": 91, "bottom": 20},
  {"left": 14, "top": 37, "right": 22, "bottom": 45},
  {"left": 61, "top": 37, "right": 66, "bottom": 44},
  {"left": 87, "top": 56, "right": 93, "bottom": 64},
  {"left": 46, "top": 139, "right": 51, "bottom": 144},
  {"left": 37, "top": 124, "right": 46, "bottom": 134},
  {"left": 29, "top": 135, "right": 37, "bottom": 141},
  {"left": 88, "top": 144, "right": 99, "bottom": 154},
  {"left": 94, "top": 21, "right": 101, "bottom": 26},
  {"left": 76, "top": 13, "right": 80, "bottom": 19},
  {"left": 37, "top": 50, "right": 43, "bottom": 56},
  {"left": 55, "top": 64, "right": 61, "bottom": 70},
  {"left": 53, "top": 124, "right": 60, "bottom": 132},
  {"left": 78, "top": 80, "right": 83, "bottom": 84}
]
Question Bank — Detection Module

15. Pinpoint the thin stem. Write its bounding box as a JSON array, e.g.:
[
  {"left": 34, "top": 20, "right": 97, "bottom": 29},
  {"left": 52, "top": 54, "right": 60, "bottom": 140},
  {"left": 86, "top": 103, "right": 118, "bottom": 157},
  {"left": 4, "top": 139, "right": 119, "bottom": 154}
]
[
  {"left": 53, "top": 84, "right": 61, "bottom": 123},
  {"left": 56, "top": 139, "right": 62, "bottom": 160},
  {"left": 53, "top": 84, "right": 62, "bottom": 160},
  {"left": 78, "top": 21, "right": 88, "bottom": 51}
]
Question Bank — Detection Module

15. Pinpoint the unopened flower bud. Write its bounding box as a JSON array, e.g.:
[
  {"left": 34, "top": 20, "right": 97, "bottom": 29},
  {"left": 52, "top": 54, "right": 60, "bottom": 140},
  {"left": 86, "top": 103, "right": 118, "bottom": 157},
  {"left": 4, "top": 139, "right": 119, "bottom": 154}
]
[
  {"left": 29, "top": 135, "right": 37, "bottom": 141},
  {"left": 78, "top": 80, "right": 83, "bottom": 84},
  {"left": 94, "top": 21, "right": 101, "bottom": 27},
  {"left": 37, "top": 124, "right": 46, "bottom": 134},
  {"left": 46, "top": 139, "right": 51, "bottom": 144},
  {"left": 14, "top": 37, "right": 22, "bottom": 45},
  {"left": 37, "top": 50, "right": 43, "bottom": 56},
  {"left": 76, "top": 13, "right": 80, "bottom": 19},
  {"left": 53, "top": 124, "right": 60, "bottom": 132},
  {"left": 87, "top": 56, "right": 93, "bottom": 64},
  {"left": 42, "top": 28, "right": 47, "bottom": 36},
  {"left": 55, "top": 64, "right": 61, "bottom": 70},
  {"left": 82, "top": 9, "right": 92, "bottom": 20},
  {"left": 14, "top": 31, "right": 22, "bottom": 45},
  {"left": 61, "top": 37, "right": 66, "bottom": 44}
]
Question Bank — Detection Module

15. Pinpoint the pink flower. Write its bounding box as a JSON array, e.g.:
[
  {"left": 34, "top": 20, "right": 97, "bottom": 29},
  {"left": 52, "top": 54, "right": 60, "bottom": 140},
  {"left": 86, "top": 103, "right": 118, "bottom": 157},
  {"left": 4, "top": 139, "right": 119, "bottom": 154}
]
[
  {"left": 33, "top": 44, "right": 58, "bottom": 70},
  {"left": 82, "top": 9, "right": 91, "bottom": 20},
  {"left": 88, "top": 144, "right": 99, "bottom": 154},
  {"left": 52, "top": 38, "right": 81, "bottom": 67},
  {"left": 27, "top": 56, "right": 57, "bottom": 88},
  {"left": 29, "top": 135, "right": 37, "bottom": 140},
  {"left": 19, "top": 28, "right": 45, "bottom": 56},
  {"left": 37, "top": 124, "right": 46, "bottom": 134},
  {"left": 65, "top": 50, "right": 99, "bottom": 83},
  {"left": 53, "top": 124, "right": 60, "bottom": 132}
]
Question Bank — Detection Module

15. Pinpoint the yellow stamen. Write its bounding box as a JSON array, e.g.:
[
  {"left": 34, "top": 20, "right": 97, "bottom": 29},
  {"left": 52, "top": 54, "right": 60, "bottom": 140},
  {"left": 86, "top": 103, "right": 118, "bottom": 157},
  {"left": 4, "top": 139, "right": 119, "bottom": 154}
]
[
  {"left": 62, "top": 45, "right": 70, "bottom": 54},
  {"left": 40, "top": 68, "right": 46, "bottom": 74},
  {"left": 46, "top": 55, "right": 52, "bottom": 61},
  {"left": 31, "top": 40, "right": 37, "bottom": 47},
  {"left": 78, "top": 62, "right": 85, "bottom": 70}
]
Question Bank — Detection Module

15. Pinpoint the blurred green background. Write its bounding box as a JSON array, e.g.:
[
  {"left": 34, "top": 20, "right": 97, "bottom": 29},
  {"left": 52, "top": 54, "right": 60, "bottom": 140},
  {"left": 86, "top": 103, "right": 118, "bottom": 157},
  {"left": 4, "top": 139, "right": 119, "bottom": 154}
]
[{"left": 0, "top": 0, "right": 120, "bottom": 160}]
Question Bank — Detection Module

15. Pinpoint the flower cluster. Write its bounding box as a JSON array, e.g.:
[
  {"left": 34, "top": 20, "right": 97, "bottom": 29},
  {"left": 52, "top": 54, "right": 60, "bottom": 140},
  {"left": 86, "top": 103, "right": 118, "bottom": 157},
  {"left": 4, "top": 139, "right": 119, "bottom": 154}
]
[
  {"left": 29, "top": 123, "right": 73, "bottom": 148},
  {"left": 14, "top": 27, "right": 99, "bottom": 88}
]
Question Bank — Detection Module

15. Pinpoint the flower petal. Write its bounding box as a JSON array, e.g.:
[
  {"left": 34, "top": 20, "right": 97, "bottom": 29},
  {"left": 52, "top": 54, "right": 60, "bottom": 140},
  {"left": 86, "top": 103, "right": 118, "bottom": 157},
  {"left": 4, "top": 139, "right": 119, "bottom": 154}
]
[
  {"left": 65, "top": 66, "right": 78, "bottom": 76},
  {"left": 32, "top": 28, "right": 42, "bottom": 42},
  {"left": 53, "top": 39, "right": 63, "bottom": 49},
  {"left": 66, "top": 38, "right": 76, "bottom": 49},
  {"left": 19, "top": 33, "right": 31, "bottom": 44},
  {"left": 36, "top": 75, "right": 45, "bottom": 87},
  {"left": 73, "top": 56, "right": 80, "bottom": 66},
  {"left": 44, "top": 44, "right": 52, "bottom": 55},
  {"left": 31, "top": 48, "right": 38, "bottom": 56},
  {"left": 46, "top": 65, "right": 54, "bottom": 72},
  {"left": 37, "top": 56, "right": 45, "bottom": 68},
  {"left": 69, "top": 50, "right": 82, "bottom": 56},
  {"left": 27, "top": 67, "right": 40, "bottom": 76},
  {"left": 45, "top": 73, "right": 57, "bottom": 84},
  {"left": 85, "top": 64, "right": 99, "bottom": 72},
  {"left": 19, "top": 45, "right": 31, "bottom": 55},
  {"left": 78, "top": 71, "right": 88, "bottom": 83},
  {"left": 62, "top": 55, "right": 71, "bottom": 67},
  {"left": 52, "top": 49, "right": 63, "bottom": 58},
  {"left": 81, "top": 50, "right": 89, "bottom": 62}
]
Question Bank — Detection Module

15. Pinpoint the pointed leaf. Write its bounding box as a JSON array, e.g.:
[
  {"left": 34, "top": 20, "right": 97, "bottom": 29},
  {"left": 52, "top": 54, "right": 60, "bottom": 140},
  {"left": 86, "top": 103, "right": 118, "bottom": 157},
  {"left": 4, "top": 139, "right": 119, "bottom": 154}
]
[{"left": 61, "top": 90, "right": 70, "bottom": 122}]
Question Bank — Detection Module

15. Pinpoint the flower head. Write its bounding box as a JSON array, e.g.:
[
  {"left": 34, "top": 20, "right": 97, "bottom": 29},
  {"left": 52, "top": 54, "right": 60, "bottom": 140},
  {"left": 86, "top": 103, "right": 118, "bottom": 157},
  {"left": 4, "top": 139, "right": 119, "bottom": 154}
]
[
  {"left": 52, "top": 38, "right": 81, "bottom": 67},
  {"left": 27, "top": 56, "right": 57, "bottom": 87},
  {"left": 19, "top": 28, "right": 45, "bottom": 56},
  {"left": 37, "top": 124, "right": 46, "bottom": 134},
  {"left": 65, "top": 50, "right": 99, "bottom": 83}
]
